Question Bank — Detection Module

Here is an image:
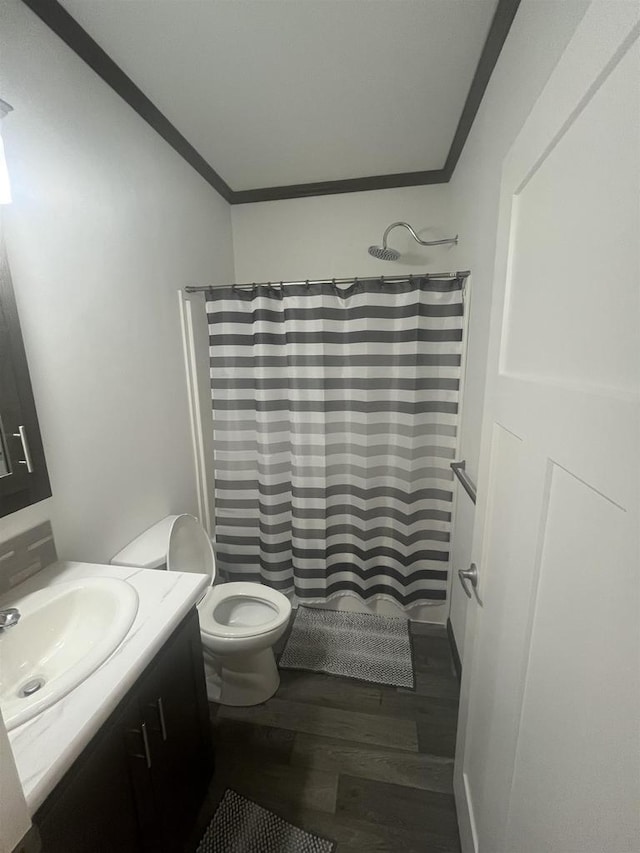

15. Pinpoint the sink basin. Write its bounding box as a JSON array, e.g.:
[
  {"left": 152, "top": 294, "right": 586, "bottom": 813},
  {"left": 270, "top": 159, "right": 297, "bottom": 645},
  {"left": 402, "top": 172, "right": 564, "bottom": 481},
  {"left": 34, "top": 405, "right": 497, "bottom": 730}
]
[{"left": 0, "top": 577, "right": 138, "bottom": 731}]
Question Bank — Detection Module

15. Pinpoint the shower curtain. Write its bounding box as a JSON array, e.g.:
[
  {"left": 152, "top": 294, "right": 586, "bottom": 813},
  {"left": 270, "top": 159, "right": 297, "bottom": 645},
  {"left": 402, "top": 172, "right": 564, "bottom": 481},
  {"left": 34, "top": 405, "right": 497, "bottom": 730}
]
[{"left": 206, "top": 276, "right": 464, "bottom": 608}]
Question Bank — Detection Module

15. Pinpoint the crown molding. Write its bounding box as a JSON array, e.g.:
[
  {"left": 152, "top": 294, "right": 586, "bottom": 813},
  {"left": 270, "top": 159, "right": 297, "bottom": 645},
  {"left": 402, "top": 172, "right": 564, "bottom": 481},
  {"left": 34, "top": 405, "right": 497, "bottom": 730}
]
[
  {"left": 231, "top": 168, "right": 449, "bottom": 205},
  {"left": 443, "top": 0, "right": 521, "bottom": 179}
]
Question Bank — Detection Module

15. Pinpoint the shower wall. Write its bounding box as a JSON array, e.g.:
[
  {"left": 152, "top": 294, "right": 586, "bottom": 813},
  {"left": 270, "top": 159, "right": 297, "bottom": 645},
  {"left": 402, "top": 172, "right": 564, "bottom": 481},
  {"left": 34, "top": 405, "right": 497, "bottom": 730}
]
[{"left": 232, "top": 184, "right": 457, "bottom": 284}]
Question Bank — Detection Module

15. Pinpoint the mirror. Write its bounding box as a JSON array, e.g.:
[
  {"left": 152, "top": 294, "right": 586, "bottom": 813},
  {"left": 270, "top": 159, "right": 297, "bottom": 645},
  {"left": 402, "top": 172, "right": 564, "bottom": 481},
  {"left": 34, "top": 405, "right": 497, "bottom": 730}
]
[
  {"left": 0, "top": 103, "right": 51, "bottom": 515},
  {"left": 0, "top": 237, "right": 51, "bottom": 516}
]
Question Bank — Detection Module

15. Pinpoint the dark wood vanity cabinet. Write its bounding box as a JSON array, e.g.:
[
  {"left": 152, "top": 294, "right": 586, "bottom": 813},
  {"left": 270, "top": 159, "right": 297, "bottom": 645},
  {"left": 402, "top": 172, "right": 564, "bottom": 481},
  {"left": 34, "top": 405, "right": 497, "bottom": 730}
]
[{"left": 34, "top": 609, "right": 213, "bottom": 853}]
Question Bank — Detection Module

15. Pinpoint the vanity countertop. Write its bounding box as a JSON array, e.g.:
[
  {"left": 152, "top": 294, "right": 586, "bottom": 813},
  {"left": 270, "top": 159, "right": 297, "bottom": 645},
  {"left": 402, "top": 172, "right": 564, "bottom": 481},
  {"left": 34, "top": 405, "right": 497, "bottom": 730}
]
[{"left": 6, "top": 559, "right": 209, "bottom": 813}]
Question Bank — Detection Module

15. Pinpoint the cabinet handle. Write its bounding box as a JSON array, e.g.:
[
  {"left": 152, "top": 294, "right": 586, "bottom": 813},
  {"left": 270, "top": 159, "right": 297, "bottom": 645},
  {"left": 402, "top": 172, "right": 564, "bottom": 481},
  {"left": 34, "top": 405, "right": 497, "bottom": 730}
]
[
  {"left": 156, "top": 698, "right": 168, "bottom": 741},
  {"left": 12, "top": 426, "right": 34, "bottom": 473},
  {"left": 129, "top": 722, "right": 152, "bottom": 768}
]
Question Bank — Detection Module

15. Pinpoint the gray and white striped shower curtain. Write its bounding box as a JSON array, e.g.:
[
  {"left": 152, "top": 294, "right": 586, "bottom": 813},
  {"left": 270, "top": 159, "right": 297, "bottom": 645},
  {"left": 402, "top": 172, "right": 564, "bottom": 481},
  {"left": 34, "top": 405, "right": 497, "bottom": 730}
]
[{"left": 206, "top": 276, "right": 463, "bottom": 608}]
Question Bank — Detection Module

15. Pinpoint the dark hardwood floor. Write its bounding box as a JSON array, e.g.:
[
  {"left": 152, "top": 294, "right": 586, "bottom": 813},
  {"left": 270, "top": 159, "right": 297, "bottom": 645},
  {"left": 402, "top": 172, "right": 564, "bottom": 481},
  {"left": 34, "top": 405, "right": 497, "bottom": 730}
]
[{"left": 188, "top": 619, "right": 461, "bottom": 852}]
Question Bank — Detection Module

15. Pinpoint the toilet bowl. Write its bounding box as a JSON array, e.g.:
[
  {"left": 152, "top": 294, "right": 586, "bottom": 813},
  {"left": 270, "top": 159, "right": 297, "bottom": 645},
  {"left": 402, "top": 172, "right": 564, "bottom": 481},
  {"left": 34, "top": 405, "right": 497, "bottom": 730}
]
[{"left": 111, "top": 515, "right": 291, "bottom": 706}]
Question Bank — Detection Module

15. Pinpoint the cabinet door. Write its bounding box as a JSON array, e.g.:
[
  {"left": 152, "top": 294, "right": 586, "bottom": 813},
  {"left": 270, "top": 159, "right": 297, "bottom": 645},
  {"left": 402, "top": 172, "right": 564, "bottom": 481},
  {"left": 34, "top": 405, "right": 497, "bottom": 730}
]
[
  {"left": 123, "top": 699, "right": 160, "bottom": 853},
  {"left": 35, "top": 610, "right": 213, "bottom": 853},
  {"left": 138, "top": 610, "right": 213, "bottom": 851},
  {"left": 36, "top": 696, "right": 142, "bottom": 853}
]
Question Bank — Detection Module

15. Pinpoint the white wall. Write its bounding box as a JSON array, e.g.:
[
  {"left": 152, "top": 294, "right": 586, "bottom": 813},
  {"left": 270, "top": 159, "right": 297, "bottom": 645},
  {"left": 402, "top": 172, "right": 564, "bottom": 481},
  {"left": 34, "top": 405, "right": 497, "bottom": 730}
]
[
  {"left": 232, "top": 184, "right": 459, "bottom": 282},
  {"left": 0, "top": 0, "right": 234, "bottom": 562}
]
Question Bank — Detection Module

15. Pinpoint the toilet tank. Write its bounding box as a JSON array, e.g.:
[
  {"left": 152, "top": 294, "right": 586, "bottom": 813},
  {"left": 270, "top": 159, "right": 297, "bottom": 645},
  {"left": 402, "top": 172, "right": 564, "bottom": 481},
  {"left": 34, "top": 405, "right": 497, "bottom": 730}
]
[
  {"left": 111, "top": 516, "right": 180, "bottom": 570},
  {"left": 111, "top": 515, "right": 215, "bottom": 582}
]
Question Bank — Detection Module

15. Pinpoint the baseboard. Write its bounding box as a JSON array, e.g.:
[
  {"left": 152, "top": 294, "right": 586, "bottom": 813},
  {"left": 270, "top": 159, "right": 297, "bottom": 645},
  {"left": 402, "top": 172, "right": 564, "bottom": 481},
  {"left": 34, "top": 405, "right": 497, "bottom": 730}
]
[{"left": 446, "top": 617, "right": 462, "bottom": 682}]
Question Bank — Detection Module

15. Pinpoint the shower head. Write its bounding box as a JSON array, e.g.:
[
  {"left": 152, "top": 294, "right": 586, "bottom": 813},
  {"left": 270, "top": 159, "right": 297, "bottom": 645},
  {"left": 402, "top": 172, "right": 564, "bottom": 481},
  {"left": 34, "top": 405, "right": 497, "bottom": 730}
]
[
  {"left": 368, "top": 221, "right": 459, "bottom": 262},
  {"left": 368, "top": 244, "right": 401, "bottom": 262}
]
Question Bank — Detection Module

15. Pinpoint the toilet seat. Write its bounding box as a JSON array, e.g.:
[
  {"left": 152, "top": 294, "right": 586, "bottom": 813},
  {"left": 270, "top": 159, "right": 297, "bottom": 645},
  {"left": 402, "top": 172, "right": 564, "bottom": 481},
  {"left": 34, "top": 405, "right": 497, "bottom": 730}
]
[{"left": 198, "top": 582, "right": 290, "bottom": 640}]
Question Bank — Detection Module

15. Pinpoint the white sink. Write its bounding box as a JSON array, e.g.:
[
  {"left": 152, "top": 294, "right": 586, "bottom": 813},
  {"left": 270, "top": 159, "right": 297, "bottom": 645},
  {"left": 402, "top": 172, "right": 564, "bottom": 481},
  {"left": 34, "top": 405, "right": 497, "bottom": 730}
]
[{"left": 0, "top": 577, "right": 139, "bottom": 731}]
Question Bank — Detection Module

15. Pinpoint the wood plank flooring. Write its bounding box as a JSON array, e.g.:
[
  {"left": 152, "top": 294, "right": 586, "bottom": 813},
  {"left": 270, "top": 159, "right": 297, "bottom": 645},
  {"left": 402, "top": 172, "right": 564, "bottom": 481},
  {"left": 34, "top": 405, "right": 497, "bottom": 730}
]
[{"left": 188, "top": 620, "right": 461, "bottom": 852}]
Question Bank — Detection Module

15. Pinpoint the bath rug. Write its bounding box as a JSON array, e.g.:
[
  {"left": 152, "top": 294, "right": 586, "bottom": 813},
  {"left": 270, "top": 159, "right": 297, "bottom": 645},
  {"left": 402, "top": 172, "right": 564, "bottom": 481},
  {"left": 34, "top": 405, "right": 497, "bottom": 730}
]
[
  {"left": 279, "top": 606, "right": 415, "bottom": 688},
  {"left": 195, "top": 788, "right": 335, "bottom": 853}
]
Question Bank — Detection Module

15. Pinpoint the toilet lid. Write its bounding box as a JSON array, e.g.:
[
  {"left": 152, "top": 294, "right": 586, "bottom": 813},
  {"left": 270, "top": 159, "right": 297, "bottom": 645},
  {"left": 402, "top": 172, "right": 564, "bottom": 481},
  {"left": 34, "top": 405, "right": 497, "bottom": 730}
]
[{"left": 167, "top": 515, "right": 216, "bottom": 583}]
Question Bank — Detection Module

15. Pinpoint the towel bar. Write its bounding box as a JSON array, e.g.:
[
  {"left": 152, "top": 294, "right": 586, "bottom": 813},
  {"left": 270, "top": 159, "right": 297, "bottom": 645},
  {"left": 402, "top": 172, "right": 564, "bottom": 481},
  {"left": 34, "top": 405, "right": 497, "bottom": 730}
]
[{"left": 451, "top": 460, "right": 477, "bottom": 505}]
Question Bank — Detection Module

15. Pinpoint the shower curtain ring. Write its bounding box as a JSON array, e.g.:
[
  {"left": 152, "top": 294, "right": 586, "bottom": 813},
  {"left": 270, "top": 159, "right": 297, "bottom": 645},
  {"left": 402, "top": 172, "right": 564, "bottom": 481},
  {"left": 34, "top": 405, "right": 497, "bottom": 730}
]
[{"left": 305, "top": 279, "right": 310, "bottom": 290}]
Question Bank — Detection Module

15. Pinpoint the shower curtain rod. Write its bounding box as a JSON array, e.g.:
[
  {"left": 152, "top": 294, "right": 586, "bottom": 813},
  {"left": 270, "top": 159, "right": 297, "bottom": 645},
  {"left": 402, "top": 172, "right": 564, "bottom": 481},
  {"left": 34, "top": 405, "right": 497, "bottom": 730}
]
[{"left": 184, "top": 270, "right": 470, "bottom": 294}]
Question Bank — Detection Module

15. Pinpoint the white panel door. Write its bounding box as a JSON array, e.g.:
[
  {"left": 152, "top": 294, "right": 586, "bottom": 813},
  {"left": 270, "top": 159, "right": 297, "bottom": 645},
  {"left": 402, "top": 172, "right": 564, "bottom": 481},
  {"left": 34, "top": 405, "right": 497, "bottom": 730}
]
[{"left": 454, "top": 6, "right": 640, "bottom": 853}]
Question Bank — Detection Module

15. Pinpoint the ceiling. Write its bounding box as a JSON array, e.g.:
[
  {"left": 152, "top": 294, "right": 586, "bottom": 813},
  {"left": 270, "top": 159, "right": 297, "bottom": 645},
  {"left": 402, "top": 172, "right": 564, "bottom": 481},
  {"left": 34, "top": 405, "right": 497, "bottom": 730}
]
[{"left": 56, "top": 0, "right": 500, "bottom": 197}]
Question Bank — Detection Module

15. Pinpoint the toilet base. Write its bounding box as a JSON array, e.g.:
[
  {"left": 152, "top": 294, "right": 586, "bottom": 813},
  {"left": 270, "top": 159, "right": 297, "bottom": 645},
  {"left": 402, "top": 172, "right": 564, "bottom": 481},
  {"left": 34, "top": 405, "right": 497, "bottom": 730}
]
[{"left": 203, "top": 646, "right": 281, "bottom": 706}]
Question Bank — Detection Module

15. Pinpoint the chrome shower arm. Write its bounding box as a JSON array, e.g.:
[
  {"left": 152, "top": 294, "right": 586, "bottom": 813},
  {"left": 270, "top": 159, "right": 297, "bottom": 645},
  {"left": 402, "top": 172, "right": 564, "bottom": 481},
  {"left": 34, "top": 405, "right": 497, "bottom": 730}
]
[{"left": 382, "top": 221, "right": 458, "bottom": 249}]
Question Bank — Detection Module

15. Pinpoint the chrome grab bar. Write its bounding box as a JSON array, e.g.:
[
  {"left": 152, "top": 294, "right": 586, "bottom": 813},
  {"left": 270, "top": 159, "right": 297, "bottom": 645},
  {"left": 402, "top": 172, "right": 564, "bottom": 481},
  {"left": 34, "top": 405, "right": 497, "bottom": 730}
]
[{"left": 450, "top": 460, "right": 477, "bottom": 505}]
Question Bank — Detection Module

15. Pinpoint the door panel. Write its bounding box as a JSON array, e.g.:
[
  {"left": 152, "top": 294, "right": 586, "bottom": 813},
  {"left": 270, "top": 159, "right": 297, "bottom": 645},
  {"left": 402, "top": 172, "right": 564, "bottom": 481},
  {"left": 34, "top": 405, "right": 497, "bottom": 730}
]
[
  {"left": 501, "top": 42, "right": 639, "bottom": 392},
  {"left": 505, "top": 465, "right": 638, "bottom": 851},
  {"left": 456, "top": 7, "right": 640, "bottom": 852}
]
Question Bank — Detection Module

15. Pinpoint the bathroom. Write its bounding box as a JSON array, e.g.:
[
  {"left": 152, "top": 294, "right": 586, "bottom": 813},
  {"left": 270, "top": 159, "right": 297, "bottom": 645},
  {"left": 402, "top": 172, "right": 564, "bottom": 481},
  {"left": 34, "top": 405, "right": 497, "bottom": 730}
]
[{"left": 0, "top": 1, "right": 638, "bottom": 851}]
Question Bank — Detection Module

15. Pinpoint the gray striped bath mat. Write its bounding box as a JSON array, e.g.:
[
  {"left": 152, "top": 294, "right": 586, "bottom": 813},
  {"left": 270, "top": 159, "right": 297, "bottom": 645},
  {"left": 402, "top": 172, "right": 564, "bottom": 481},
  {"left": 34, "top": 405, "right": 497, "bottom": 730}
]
[
  {"left": 196, "top": 789, "right": 335, "bottom": 853},
  {"left": 279, "top": 606, "right": 415, "bottom": 688}
]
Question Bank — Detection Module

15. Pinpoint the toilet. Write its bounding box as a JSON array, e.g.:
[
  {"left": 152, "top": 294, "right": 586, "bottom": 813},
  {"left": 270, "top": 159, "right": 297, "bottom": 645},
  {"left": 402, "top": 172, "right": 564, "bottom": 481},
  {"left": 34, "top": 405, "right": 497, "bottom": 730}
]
[{"left": 111, "top": 515, "right": 291, "bottom": 706}]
